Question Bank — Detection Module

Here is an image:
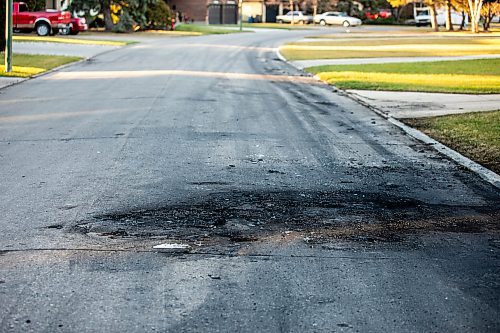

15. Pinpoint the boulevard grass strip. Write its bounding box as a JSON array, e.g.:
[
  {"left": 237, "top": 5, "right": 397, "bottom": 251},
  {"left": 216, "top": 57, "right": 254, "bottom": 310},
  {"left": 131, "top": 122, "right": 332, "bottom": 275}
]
[
  {"left": 142, "top": 29, "right": 203, "bottom": 36},
  {"left": 403, "top": 111, "right": 500, "bottom": 174},
  {"left": 0, "top": 53, "right": 82, "bottom": 77},
  {"left": 243, "top": 23, "right": 315, "bottom": 30},
  {"left": 306, "top": 59, "right": 500, "bottom": 94},
  {"left": 13, "top": 35, "right": 132, "bottom": 46},
  {"left": 173, "top": 24, "right": 247, "bottom": 35},
  {"left": 280, "top": 36, "right": 500, "bottom": 60}
]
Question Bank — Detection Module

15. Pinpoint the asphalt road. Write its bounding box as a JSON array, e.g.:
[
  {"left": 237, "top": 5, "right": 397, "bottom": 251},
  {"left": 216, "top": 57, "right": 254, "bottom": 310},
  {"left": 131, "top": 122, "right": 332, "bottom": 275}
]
[{"left": 0, "top": 28, "right": 499, "bottom": 332}]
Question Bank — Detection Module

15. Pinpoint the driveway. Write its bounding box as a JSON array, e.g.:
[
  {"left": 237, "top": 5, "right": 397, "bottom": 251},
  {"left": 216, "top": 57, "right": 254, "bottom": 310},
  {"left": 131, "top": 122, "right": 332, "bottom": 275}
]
[{"left": 0, "top": 29, "right": 499, "bottom": 332}]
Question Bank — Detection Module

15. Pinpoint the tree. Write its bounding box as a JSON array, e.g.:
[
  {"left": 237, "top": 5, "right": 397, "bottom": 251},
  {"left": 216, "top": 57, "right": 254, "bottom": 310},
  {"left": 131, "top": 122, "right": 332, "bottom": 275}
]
[
  {"left": 428, "top": 0, "right": 441, "bottom": 31},
  {"left": 317, "top": 0, "right": 337, "bottom": 13},
  {"left": 481, "top": 0, "right": 500, "bottom": 31},
  {"left": 452, "top": 0, "right": 470, "bottom": 29},
  {"left": 386, "top": 0, "right": 411, "bottom": 22},
  {"left": 445, "top": 0, "right": 454, "bottom": 30},
  {"left": 71, "top": 0, "right": 167, "bottom": 31},
  {"left": 70, "top": 0, "right": 113, "bottom": 31},
  {"left": 146, "top": 0, "right": 172, "bottom": 29},
  {"left": 468, "top": 0, "right": 484, "bottom": 32}
]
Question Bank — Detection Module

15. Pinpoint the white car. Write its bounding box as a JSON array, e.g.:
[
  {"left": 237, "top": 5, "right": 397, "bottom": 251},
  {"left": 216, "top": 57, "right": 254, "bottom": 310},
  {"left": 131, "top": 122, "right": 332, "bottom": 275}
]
[
  {"left": 276, "top": 11, "right": 313, "bottom": 24},
  {"left": 314, "top": 12, "right": 362, "bottom": 27},
  {"left": 415, "top": 9, "right": 466, "bottom": 26}
]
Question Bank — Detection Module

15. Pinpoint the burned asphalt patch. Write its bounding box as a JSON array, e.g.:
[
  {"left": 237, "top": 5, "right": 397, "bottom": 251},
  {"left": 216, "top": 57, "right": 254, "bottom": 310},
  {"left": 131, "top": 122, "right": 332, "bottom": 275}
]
[{"left": 69, "top": 190, "right": 500, "bottom": 246}]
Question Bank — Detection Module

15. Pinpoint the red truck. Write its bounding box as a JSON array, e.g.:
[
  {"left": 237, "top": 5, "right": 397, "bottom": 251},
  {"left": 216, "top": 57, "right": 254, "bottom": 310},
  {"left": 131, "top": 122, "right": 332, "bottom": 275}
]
[
  {"left": 62, "top": 17, "right": 89, "bottom": 35},
  {"left": 13, "top": 2, "right": 71, "bottom": 36}
]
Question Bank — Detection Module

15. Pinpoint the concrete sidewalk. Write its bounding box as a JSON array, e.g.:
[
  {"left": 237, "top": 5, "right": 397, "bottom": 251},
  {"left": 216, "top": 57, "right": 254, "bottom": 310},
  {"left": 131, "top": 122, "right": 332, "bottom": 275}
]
[
  {"left": 0, "top": 77, "right": 27, "bottom": 90},
  {"left": 0, "top": 41, "right": 122, "bottom": 90},
  {"left": 347, "top": 90, "right": 500, "bottom": 119},
  {"left": 291, "top": 54, "right": 500, "bottom": 70}
]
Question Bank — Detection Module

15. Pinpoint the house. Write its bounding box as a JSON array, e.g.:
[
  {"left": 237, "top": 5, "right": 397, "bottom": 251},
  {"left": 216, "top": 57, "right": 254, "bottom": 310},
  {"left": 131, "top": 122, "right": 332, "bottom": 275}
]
[
  {"left": 165, "top": 0, "right": 211, "bottom": 22},
  {"left": 165, "top": 0, "right": 319, "bottom": 24}
]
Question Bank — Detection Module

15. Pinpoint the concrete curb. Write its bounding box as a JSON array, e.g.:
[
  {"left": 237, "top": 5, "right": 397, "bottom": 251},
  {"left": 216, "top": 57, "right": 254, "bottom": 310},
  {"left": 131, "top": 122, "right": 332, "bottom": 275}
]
[
  {"left": 276, "top": 48, "right": 288, "bottom": 63},
  {"left": 0, "top": 43, "right": 127, "bottom": 91},
  {"left": 276, "top": 48, "right": 500, "bottom": 190},
  {"left": 346, "top": 90, "right": 500, "bottom": 189}
]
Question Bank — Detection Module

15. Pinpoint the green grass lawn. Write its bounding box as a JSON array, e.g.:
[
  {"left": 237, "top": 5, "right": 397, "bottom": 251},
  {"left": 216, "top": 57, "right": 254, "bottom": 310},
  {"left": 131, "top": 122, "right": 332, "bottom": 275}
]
[
  {"left": 0, "top": 53, "right": 82, "bottom": 77},
  {"left": 280, "top": 36, "right": 500, "bottom": 60},
  {"left": 173, "top": 24, "right": 248, "bottom": 35},
  {"left": 243, "top": 23, "right": 314, "bottom": 30},
  {"left": 403, "top": 111, "right": 500, "bottom": 174},
  {"left": 306, "top": 59, "right": 500, "bottom": 94}
]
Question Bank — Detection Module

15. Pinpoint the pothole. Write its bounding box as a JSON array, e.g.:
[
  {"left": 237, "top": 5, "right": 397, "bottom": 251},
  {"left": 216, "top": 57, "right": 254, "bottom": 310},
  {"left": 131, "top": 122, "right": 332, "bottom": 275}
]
[{"left": 71, "top": 190, "right": 500, "bottom": 244}]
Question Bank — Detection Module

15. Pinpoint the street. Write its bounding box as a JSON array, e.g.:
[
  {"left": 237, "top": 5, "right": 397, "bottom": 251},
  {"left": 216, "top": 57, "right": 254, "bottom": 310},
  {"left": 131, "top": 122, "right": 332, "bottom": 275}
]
[{"left": 0, "top": 29, "right": 499, "bottom": 332}]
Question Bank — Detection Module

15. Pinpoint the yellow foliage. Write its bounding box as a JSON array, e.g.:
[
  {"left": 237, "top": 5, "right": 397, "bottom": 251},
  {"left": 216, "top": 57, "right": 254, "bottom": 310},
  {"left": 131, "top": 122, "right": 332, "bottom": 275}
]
[{"left": 0, "top": 66, "right": 45, "bottom": 77}]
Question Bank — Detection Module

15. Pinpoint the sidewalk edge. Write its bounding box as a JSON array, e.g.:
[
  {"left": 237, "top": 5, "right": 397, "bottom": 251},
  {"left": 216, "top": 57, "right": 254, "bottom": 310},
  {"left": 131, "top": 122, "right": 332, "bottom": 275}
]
[{"left": 0, "top": 45, "right": 125, "bottom": 91}]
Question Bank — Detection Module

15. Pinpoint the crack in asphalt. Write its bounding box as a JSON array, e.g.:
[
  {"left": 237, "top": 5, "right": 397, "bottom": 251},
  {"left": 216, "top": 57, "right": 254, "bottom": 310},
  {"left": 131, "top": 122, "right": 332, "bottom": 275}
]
[{"left": 0, "top": 248, "right": 396, "bottom": 260}]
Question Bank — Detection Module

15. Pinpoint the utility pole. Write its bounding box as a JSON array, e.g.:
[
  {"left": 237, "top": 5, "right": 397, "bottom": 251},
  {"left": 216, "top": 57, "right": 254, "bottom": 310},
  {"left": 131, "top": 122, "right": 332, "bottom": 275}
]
[
  {"left": 239, "top": 0, "right": 243, "bottom": 31},
  {"left": 5, "top": 0, "right": 13, "bottom": 72},
  {"left": 289, "top": 0, "right": 294, "bottom": 25}
]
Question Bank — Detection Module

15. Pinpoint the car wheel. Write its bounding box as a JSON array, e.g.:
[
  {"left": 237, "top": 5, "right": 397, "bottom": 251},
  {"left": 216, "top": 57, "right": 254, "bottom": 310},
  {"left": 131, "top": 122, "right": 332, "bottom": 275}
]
[
  {"left": 59, "top": 27, "right": 70, "bottom": 35},
  {"left": 35, "top": 22, "right": 51, "bottom": 36},
  {"left": 319, "top": 19, "right": 326, "bottom": 26},
  {"left": 342, "top": 20, "right": 351, "bottom": 27},
  {"left": 277, "top": 19, "right": 283, "bottom": 24}
]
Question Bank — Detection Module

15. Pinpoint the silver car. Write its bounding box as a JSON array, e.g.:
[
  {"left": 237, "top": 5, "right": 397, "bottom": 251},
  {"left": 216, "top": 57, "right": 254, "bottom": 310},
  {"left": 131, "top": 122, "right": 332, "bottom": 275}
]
[
  {"left": 314, "top": 12, "right": 362, "bottom": 27},
  {"left": 276, "top": 11, "right": 314, "bottom": 24}
]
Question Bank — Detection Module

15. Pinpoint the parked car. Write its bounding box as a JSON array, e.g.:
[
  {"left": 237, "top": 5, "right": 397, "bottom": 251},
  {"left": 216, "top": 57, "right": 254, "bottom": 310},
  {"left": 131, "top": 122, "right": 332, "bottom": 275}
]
[
  {"left": 13, "top": 1, "right": 71, "bottom": 36},
  {"left": 314, "top": 12, "right": 362, "bottom": 27},
  {"left": 276, "top": 11, "right": 313, "bottom": 24},
  {"left": 60, "top": 17, "right": 88, "bottom": 35},
  {"left": 414, "top": 7, "right": 466, "bottom": 26},
  {"left": 365, "top": 9, "right": 392, "bottom": 20}
]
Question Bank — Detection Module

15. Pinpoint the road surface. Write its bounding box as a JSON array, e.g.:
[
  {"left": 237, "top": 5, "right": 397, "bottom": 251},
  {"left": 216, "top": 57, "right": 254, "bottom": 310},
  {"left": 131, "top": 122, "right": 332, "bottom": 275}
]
[{"left": 0, "top": 29, "right": 499, "bottom": 332}]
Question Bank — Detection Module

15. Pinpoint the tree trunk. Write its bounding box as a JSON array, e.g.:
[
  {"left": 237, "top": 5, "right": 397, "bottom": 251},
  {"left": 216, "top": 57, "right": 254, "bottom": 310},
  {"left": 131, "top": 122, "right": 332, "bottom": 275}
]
[
  {"left": 445, "top": 0, "right": 454, "bottom": 30},
  {"left": 468, "top": 0, "right": 484, "bottom": 33},
  {"left": 482, "top": 5, "right": 491, "bottom": 31},
  {"left": 102, "top": 3, "right": 114, "bottom": 31},
  {"left": 460, "top": 11, "right": 466, "bottom": 30},
  {"left": 429, "top": 3, "right": 439, "bottom": 31}
]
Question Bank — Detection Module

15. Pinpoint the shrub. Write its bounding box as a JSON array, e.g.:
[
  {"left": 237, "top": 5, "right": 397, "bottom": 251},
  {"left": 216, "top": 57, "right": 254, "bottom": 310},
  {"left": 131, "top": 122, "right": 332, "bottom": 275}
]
[
  {"left": 113, "top": 11, "right": 136, "bottom": 33},
  {"left": 363, "top": 17, "right": 397, "bottom": 25},
  {"left": 146, "top": 0, "right": 173, "bottom": 30}
]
